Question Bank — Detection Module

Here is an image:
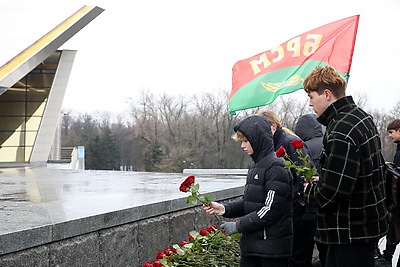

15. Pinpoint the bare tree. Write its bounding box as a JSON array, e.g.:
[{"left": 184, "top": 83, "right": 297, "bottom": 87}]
[{"left": 61, "top": 89, "right": 399, "bottom": 172}]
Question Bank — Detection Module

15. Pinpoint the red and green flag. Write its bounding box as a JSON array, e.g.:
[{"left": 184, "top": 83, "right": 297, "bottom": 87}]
[{"left": 229, "top": 15, "right": 359, "bottom": 114}]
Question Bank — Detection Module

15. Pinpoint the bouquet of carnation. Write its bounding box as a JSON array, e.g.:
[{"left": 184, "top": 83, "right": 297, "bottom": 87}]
[{"left": 276, "top": 140, "right": 317, "bottom": 182}]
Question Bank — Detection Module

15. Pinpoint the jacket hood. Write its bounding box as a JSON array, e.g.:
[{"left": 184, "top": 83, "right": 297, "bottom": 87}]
[
  {"left": 294, "top": 114, "right": 323, "bottom": 141},
  {"left": 234, "top": 115, "right": 274, "bottom": 162}
]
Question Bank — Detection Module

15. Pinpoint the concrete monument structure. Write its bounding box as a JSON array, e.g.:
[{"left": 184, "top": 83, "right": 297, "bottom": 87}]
[
  {"left": 0, "top": 3, "right": 104, "bottom": 167},
  {"left": 0, "top": 4, "right": 248, "bottom": 267}
]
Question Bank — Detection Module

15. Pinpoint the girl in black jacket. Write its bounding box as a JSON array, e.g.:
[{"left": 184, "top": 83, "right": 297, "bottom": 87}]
[
  {"left": 258, "top": 110, "right": 316, "bottom": 267},
  {"left": 203, "top": 115, "right": 293, "bottom": 267}
]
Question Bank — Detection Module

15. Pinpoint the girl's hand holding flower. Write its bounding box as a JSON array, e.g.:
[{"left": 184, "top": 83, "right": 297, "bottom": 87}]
[
  {"left": 203, "top": 201, "right": 225, "bottom": 215},
  {"left": 180, "top": 175, "right": 222, "bottom": 221}
]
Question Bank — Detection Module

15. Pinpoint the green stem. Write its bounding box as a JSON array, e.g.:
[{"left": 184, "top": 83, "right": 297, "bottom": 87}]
[{"left": 213, "top": 213, "right": 222, "bottom": 222}]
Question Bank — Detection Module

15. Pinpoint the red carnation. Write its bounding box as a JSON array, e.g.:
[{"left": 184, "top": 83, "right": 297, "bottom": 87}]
[
  {"left": 207, "top": 225, "right": 217, "bottom": 232},
  {"left": 276, "top": 146, "right": 286, "bottom": 158},
  {"left": 200, "top": 228, "right": 208, "bottom": 236},
  {"left": 188, "top": 235, "right": 194, "bottom": 241},
  {"left": 143, "top": 262, "right": 152, "bottom": 267},
  {"left": 290, "top": 140, "right": 303, "bottom": 149},
  {"left": 156, "top": 250, "right": 165, "bottom": 260},
  {"left": 172, "top": 248, "right": 177, "bottom": 254},
  {"left": 179, "top": 176, "right": 195, "bottom": 192},
  {"left": 153, "top": 260, "right": 162, "bottom": 267},
  {"left": 179, "top": 240, "right": 188, "bottom": 247},
  {"left": 163, "top": 248, "right": 172, "bottom": 255}
]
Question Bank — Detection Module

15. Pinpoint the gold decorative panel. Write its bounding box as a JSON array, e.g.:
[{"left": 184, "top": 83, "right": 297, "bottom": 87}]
[{"left": 0, "top": 51, "right": 61, "bottom": 162}]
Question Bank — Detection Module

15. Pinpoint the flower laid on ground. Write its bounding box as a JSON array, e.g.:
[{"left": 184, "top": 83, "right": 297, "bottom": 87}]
[
  {"left": 143, "top": 260, "right": 162, "bottom": 267},
  {"left": 179, "top": 175, "right": 213, "bottom": 205},
  {"left": 276, "top": 140, "right": 317, "bottom": 182},
  {"left": 143, "top": 225, "right": 240, "bottom": 267}
]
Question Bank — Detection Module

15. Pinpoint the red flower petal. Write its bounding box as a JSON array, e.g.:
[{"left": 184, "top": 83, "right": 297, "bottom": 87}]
[
  {"left": 163, "top": 248, "right": 172, "bottom": 255},
  {"left": 207, "top": 224, "right": 217, "bottom": 232},
  {"left": 179, "top": 240, "right": 188, "bottom": 247},
  {"left": 153, "top": 260, "right": 162, "bottom": 267},
  {"left": 156, "top": 250, "right": 165, "bottom": 259},
  {"left": 290, "top": 140, "right": 303, "bottom": 149},
  {"left": 199, "top": 229, "right": 208, "bottom": 236},
  {"left": 143, "top": 262, "right": 153, "bottom": 267},
  {"left": 179, "top": 184, "right": 188, "bottom": 192},
  {"left": 276, "top": 146, "right": 286, "bottom": 157},
  {"left": 179, "top": 176, "right": 195, "bottom": 192}
]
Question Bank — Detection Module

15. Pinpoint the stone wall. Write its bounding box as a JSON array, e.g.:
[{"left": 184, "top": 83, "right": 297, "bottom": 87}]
[{"left": 0, "top": 187, "right": 243, "bottom": 267}]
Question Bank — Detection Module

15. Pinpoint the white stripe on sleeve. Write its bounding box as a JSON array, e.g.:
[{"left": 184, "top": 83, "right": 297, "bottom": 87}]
[{"left": 257, "top": 190, "right": 275, "bottom": 219}]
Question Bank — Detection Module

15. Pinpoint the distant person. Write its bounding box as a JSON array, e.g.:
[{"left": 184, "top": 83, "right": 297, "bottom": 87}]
[
  {"left": 303, "top": 65, "right": 388, "bottom": 267},
  {"left": 294, "top": 114, "right": 323, "bottom": 171},
  {"left": 387, "top": 119, "right": 400, "bottom": 166},
  {"left": 258, "top": 110, "right": 315, "bottom": 267},
  {"left": 203, "top": 115, "right": 293, "bottom": 267},
  {"left": 294, "top": 114, "right": 326, "bottom": 267},
  {"left": 380, "top": 119, "right": 400, "bottom": 267}
]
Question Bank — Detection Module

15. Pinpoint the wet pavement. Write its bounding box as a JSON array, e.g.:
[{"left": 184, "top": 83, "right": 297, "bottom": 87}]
[
  {"left": 0, "top": 166, "right": 246, "bottom": 236},
  {"left": 1, "top": 166, "right": 398, "bottom": 265}
]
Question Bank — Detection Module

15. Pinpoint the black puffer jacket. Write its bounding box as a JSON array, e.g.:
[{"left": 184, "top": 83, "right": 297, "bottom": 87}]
[
  {"left": 224, "top": 116, "right": 293, "bottom": 258},
  {"left": 394, "top": 142, "right": 400, "bottom": 167},
  {"left": 294, "top": 114, "right": 323, "bottom": 171},
  {"left": 294, "top": 114, "right": 323, "bottom": 218},
  {"left": 272, "top": 127, "right": 314, "bottom": 202}
]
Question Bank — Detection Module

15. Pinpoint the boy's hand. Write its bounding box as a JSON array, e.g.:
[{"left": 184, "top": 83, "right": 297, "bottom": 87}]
[{"left": 303, "top": 176, "right": 319, "bottom": 191}]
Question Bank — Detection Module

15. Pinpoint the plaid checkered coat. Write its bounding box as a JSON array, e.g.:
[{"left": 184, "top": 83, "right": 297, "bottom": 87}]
[{"left": 305, "top": 96, "right": 388, "bottom": 244}]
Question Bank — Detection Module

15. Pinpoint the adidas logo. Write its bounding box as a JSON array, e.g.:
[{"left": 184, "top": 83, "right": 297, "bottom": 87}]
[{"left": 254, "top": 174, "right": 259, "bottom": 180}]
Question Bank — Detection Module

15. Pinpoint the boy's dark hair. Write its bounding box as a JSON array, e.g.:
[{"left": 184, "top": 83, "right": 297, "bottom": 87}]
[
  {"left": 303, "top": 65, "right": 346, "bottom": 99},
  {"left": 387, "top": 119, "right": 400, "bottom": 131}
]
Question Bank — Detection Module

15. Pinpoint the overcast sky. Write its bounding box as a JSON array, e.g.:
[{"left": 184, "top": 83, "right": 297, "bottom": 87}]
[{"left": 6, "top": 0, "right": 400, "bottom": 115}]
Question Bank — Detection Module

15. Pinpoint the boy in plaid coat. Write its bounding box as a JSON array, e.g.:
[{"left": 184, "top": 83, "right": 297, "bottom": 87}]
[{"left": 303, "top": 65, "right": 388, "bottom": 267}]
